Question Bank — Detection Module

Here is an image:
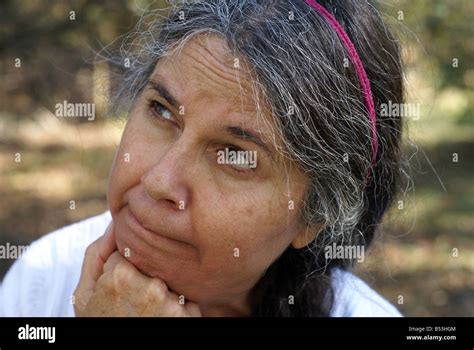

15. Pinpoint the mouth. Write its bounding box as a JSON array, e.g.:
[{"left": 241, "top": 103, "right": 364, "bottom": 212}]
[{"left": 124, "top": 205, "right": 192, "bottom": 251}]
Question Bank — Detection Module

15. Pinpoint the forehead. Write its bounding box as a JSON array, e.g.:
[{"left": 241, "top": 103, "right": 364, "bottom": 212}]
[
  {"left": 151, "top": 35, "right": 266, "bottom": 122},
  {"left": 144, "top": 35, "right": 304, "bottom": 175}
]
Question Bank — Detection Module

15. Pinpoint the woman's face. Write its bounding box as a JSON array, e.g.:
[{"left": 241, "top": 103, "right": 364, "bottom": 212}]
[{"left": 108, "top": 35, "right": 312, "bottom": 314}]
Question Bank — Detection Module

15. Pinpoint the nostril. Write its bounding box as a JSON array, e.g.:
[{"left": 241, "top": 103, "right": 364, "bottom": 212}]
[{"left": 160, "top": 198, "right": 183, "bottom": 211}]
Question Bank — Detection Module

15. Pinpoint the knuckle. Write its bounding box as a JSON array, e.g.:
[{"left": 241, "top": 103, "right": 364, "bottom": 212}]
[
  {"left": 186, "top": 303, "right": 202, "bottom": 317},
  {"left": 150, "top": 279, "right": 168, "bottom": 295},
  {"left": 97, "top": 272, "right": 115, "bottom": 293},
  {"left": 111, "top": 262, "right": 131, "bottom": 284},
  {"left": 145, "top": 279, "right": 168, "bottom": 302},
  {"left": 168, "top": 304, "right": 186, "bottom": 317},
  {"left": 113, "top": 260, "right": 129, "bottom": 276}
]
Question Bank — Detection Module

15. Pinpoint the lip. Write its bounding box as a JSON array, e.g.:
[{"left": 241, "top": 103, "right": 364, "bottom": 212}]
[{"left": 125, "top": 206, "right": 189, "bottom": 249}]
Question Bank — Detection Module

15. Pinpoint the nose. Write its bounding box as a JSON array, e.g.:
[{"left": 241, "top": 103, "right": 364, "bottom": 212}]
[{"left": 141, "top": 140, "right": 192, "bottom": 210}]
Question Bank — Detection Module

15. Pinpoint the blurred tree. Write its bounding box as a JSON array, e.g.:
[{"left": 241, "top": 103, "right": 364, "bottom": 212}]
[
  {"left": 1, "top": 0, "right": 473, "bottom": 119},
  {"left": 394, "top": 0, "right": 474, "bottom": 89},
  {"left": 0, "top": 0, "right": 150, "bottom": 119}
]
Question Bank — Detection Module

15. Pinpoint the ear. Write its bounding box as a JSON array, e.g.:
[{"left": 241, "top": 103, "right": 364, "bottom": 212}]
[{"left": 291, "top": 225, "right": 322, "bottom": 249}]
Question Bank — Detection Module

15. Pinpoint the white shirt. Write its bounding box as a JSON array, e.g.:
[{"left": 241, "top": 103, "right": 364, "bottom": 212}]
[{"left": 0, "top": 211, "right": 401, "bottom": 317}]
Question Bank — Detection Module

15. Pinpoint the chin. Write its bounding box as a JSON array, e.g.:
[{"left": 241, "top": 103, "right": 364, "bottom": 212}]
[{"left": 114, "top": 225, "right": 162, "bottom": 277}]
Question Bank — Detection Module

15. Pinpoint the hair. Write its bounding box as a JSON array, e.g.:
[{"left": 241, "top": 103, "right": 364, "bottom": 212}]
[{"left": 111, "top": 0, "right": 405, "bottom": 316}]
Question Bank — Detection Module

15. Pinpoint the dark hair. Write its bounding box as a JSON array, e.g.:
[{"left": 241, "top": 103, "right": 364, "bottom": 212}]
[{"left": 114, "top": 0, "right": 405, "bottom": 316}]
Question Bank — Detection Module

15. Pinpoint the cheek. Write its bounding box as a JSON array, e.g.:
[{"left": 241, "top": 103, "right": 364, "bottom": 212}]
[{"left": 195, "top": 187, "right": 298, "bottom": 277}]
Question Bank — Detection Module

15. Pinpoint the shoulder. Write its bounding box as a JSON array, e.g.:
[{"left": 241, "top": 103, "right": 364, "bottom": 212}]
[
  {"left": 0, "top": 211, "right": 111, "bottom": 316},
  {"left": 330, "top": 268, "right": 402, "bottom": 317}
]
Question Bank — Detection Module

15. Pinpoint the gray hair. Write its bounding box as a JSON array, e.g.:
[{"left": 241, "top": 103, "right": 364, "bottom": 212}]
[{"left": 111, "top": 0, "right": 405, "bottom": 315}]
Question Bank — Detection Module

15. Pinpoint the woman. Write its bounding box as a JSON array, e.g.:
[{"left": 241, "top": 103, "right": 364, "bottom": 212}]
[{"left": 1, "top": 0, "right": 405, "bottom": 317}]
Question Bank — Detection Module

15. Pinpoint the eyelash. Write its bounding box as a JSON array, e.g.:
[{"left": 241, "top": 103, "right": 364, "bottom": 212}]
[
  {"left": 148, "top": 99, "right": 257, "bottom": 176},
  {"left": 149, "top": 100, "right": 174, "bottom": 123}
]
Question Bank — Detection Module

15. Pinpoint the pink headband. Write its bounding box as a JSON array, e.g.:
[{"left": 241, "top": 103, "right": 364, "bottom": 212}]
[{"left": 305, "top": 0, "right": 378, "bottom": 182}]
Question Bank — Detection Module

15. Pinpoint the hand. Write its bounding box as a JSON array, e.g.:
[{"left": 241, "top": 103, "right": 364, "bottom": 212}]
[{"left": 73, "top": 222, "right": 201, "bottom": 317}]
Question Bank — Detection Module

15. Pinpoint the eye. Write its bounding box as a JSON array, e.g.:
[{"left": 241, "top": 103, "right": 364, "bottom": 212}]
[{"left": 150, "top": 100, "right": 173, "bottom": 121}]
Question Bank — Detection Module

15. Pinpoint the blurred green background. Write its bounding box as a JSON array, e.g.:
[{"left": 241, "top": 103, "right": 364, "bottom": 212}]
[{"left": 0, "top": 0, "right": 473, "bottom": 316}]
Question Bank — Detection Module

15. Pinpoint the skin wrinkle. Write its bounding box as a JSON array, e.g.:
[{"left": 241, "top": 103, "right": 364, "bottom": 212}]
[
  {"left": 194, "top": 37, "right": 257, "bottom": 113},
  {"left": 172, "top": 35, "right": 278, "bottom": 161},
  {"left": 108, "top": 35, "right": 312, "bottom": 316},
  {"left": 108, "top": 0, "right": 406, "bottom": 316}
]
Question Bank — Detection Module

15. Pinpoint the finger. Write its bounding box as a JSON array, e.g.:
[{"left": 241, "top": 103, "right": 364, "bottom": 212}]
[
  {"left": 77, "top": 222, "right": 117, "bottom": 293},
  {"left": 103, "top": 251, "right": 128, "bottom": 273},
  {"left": 185, "top": 301, "right": 202, "bottom": 317},
  {"left": 162, "top": 288, "right": 201, "bottom": 316},
  {"left": 98, "top": 222, "right": 117, "bottom": 261},
  {"left": 98, "top": 252, "right": 149, "bottom": 297}
]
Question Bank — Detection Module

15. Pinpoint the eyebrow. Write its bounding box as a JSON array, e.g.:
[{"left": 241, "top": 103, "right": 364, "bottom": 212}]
[
  {"left": 147, "top": 79, "right": 181, "bottom": 109},
  {"left": 148, "top": 79, "right": 274, "bottom": 158},
  {"left": 225, "top": 126, "right": 273, "bottom": 158}
]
